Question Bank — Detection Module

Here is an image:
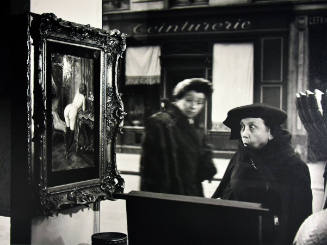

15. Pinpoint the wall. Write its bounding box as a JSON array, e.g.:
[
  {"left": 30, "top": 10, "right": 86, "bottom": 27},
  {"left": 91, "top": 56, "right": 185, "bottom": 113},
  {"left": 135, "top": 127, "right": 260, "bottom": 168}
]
[
  {"left": 31, "top": 206, "right": 99, "bottom": 245},
  {"left": 30, "top": 0, "right": 102, "bottom": 28},
  {"left": 0, "top": 99, "right": 11, "bottom": 216},
  {"left": 0, "top": 0, "right": 12, "bottom": 218}
]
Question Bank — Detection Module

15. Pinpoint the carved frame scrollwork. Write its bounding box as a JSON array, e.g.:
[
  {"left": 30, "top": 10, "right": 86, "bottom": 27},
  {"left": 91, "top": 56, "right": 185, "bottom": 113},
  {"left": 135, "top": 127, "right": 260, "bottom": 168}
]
[{"left": 28, "top": 13, "right": 126, "bottom": 215}]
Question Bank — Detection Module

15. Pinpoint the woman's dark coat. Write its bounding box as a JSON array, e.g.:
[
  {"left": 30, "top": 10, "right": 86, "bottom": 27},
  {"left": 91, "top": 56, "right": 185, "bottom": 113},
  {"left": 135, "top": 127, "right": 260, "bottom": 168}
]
[
  {"left": 212, "top": 130, "right": 312, "bottom": 245},
  {"left": 140, "top": 104, "right": 217, "bottom": 197}
]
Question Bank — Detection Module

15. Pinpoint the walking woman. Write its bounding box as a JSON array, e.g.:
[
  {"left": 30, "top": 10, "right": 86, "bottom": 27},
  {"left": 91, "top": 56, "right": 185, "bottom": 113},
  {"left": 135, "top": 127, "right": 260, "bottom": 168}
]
[{"left": 140, "top": 78, "right": 217, "bottom": 197}]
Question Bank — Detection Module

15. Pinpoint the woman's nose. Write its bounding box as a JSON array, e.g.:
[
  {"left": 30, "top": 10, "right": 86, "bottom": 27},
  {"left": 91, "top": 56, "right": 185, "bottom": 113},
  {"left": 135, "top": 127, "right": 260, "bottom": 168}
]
[
  {"left": 241, "top": 127, "right": 250, "bottom": 137},
  {"left": 189, "top": 101, "right": 196, "bottom": 109}
]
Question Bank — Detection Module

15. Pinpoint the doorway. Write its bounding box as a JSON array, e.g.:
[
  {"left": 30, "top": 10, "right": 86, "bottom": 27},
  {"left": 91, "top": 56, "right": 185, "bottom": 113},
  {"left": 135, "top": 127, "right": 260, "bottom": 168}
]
[{"left": 162, "top": 53, "right": 210, "bottom": 129}]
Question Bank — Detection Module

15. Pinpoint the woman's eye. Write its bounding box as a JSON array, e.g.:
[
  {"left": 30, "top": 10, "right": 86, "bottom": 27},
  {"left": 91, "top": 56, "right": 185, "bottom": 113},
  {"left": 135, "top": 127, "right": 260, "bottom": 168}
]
[{"left": 249, "top": 125, "right": 255, "bottom": 130}]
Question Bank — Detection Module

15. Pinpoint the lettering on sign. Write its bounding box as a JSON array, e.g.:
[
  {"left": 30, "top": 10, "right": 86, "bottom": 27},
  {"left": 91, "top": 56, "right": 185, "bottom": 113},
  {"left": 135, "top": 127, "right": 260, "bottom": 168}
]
[
  {"left": 309, "top": 16, "right": 327, "bottom": 25},
  {"left": 132, "top": 19, "right": 252, "bottom": 35}
]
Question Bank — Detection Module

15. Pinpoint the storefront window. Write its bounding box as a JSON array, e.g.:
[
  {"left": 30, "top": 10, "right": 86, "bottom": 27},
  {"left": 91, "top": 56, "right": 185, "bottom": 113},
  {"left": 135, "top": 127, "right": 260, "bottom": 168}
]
[
  {"left": 103, "top": 0, "right": 129, "bottom": 12},
  {"left": 123, "top": 85, "right": 160, "bottom": 127},
  {"left": 126, "top": 95, "right": 145, "bottom": 127},
  {"left": 123, "top": 46, "right": 161, "bottom": 127},
  {"left": 170, "top": 0, "right": 208, "bottom": 7},
  {"left": 211, "top": 43, "right": 254, "bottom": 131}
]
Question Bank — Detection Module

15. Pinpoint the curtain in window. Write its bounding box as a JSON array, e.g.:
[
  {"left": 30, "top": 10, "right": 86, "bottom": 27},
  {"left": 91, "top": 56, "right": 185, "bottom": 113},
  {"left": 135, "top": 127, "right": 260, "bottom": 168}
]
[
  {"left": 125, "top": 46, "right": 161, "bottom": 85},
  {"left": 211, "top": 43, "right": 254, "bottom": 131}
]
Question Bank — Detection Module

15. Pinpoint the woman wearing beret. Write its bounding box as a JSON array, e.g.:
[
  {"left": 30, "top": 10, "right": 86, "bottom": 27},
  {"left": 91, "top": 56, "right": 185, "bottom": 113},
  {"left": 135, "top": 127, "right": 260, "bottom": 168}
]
[
  {"left": 212, "top": 103, "right": 312, "bottom": 245},
  {"left": 140, "top": 78, "right": 217, "bottom": 197}
]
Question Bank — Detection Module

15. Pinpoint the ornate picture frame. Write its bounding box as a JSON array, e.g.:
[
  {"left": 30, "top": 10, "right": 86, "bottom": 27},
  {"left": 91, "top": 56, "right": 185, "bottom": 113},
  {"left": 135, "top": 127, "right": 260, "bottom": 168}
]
[{"left": 28, "top": 13, "right": 126, "bottom": 215}]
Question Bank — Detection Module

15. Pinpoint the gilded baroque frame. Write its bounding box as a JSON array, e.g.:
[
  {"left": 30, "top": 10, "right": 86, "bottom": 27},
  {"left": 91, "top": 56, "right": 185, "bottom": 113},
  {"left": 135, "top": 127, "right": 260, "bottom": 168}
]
[{"left": 28, "top": 13, "right": 126, "bottom": 215}]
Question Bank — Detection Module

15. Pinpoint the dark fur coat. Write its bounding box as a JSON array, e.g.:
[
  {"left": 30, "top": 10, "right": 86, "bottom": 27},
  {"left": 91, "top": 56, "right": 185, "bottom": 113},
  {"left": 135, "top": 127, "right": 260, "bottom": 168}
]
[
  {"left": 212, "top": 130, "right": 312, "bottom": 245},
  {"left": 140, "top": 103, "right": 217, "bottom": 197}
]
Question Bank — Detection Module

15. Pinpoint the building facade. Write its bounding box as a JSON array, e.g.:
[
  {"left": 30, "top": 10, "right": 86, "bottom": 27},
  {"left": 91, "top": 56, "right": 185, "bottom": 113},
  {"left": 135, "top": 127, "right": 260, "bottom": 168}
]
[{"left": 103, "top": 0, "right": 327, "bottom": 160}]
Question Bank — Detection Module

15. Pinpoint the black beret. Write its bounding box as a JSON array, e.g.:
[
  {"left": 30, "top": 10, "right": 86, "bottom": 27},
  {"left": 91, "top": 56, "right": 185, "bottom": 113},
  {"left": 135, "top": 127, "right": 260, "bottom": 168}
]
[
  {"left": 223, "top": 103, "right": 287, "bottom": 139},
  {"left": 173, "top": 78, "right": 213, "bottom": 99}
]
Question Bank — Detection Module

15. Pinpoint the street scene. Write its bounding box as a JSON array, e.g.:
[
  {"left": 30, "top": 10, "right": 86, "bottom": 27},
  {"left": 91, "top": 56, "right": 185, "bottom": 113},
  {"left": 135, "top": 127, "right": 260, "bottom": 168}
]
[{"left": 4, "top": 1, "right": 327, "bottom": 245}]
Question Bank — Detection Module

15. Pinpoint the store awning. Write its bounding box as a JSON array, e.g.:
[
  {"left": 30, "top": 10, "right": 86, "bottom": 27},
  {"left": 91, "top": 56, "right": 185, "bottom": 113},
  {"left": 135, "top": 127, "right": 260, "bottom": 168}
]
[{"left": 125, "top": 46, "right": 161, "bottom": 85}]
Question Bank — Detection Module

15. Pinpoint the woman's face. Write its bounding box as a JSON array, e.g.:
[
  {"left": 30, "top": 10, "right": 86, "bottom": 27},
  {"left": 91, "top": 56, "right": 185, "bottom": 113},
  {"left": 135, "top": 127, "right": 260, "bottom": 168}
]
[
  {"left": 240, "top": 117, "right": 273, "bottom": 149},
  {"left": 175, "top": 90, "right": 206, "bottom": 118}
]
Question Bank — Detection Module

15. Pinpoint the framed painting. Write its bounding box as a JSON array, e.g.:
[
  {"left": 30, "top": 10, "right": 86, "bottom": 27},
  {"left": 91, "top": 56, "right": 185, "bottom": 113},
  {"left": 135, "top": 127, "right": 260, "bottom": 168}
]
[{"left": 28, "top": 13, "right": 126, "bottom": 215}]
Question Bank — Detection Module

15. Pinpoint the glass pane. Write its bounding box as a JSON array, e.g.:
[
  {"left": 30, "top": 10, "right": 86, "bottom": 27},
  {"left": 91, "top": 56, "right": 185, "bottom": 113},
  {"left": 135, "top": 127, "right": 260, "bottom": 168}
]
[
  {"left": 103, "top": 0, "right": 129, "bottom": 12},
  {"left": 170, "top": 0, "right": 208, "bottom": 7},
  {"left": 261, "top": 85, "right": 282, "bottom": 109},
  {"left": 262, "top": 38, "right": 283, "bottom": 82},
  {"left": 211, "top": 43, "right": 254, "bottom": 131},
  {"left": 123, "top": 85, "right": 160, "bottom": 127}
]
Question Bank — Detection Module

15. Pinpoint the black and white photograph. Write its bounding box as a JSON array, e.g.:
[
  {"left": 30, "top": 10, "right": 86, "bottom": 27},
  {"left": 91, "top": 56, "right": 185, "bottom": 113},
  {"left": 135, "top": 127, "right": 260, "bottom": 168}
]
[{"left": 2, "top": 0, "right": 327, "bottom": 245}]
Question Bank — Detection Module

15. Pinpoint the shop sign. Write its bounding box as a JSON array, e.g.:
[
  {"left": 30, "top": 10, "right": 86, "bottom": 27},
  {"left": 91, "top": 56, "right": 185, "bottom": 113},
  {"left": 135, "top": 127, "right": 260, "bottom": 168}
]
[{"left": 132, "top": 19, "right": 252, "bottom": 35}]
